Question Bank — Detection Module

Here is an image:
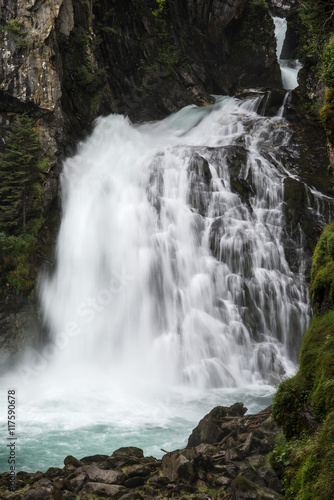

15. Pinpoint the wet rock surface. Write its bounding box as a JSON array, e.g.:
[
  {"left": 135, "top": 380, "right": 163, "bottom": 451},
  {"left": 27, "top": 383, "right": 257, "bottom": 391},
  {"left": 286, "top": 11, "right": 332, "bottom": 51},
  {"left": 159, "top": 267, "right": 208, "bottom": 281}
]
[{"left": 0, "top": 404, "right": 283, "bottom": 499}]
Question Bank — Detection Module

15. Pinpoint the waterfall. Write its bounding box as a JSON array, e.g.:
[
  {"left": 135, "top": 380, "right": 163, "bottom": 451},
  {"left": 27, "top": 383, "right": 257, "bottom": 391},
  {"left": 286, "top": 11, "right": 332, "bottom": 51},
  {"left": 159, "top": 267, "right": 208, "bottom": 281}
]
[
  {"left": 273, "top": 17, "right": 302, "bottom": 90},
  {"left": 1, "top": 95, "right": 329, "bottom": 472},
  {"left": 39, "top": 96, "right": 310, "bottom": 388}
]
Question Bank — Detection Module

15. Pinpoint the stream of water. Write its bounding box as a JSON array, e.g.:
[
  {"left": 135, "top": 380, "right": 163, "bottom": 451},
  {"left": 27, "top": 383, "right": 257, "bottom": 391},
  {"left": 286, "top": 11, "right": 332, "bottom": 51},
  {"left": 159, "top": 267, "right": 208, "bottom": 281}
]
[{"left": 274, "top": 16, "right": 302, "bottom": 90}]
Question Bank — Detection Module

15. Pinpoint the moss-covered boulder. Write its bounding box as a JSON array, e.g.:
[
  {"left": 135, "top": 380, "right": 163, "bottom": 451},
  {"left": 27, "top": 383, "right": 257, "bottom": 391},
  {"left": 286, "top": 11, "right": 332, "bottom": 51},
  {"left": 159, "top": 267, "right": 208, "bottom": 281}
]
[{"left": 187, "top": 403, "right": 247, "bottom": 447}]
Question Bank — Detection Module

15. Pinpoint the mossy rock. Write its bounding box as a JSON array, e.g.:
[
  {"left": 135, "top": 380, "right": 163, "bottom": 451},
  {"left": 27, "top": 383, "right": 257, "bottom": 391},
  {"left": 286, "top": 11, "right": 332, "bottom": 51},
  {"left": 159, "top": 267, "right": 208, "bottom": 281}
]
[
  {"left": 310, "top": 222, "right": 334, "bottom": 313},
  {"left": 64, "top": 455, "right": 82, "bottom": 467},
  {"left": 272, "top": 376, "right": 312, "bottom": 439}
]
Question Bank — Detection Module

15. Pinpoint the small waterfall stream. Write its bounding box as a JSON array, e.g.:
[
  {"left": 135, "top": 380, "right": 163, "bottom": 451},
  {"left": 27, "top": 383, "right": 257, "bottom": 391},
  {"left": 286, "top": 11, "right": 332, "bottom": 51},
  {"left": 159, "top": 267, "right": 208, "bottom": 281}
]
[
  {"left": 1, "top": 93, "right": 331, "bottom": 472},
  {"left": 274, "top": 17, "right": 302, "bottom": 90}
]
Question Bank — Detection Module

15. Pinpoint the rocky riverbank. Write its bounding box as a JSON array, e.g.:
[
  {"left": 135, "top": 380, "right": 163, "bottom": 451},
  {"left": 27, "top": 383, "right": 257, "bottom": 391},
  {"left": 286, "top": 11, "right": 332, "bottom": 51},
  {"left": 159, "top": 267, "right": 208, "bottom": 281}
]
[{"left": 0, "top": 404, "right": 283, "bottom": 500}]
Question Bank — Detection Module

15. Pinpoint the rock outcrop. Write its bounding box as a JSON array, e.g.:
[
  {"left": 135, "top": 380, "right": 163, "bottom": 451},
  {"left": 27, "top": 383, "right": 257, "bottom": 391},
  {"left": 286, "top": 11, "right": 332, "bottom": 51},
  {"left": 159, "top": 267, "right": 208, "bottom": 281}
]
[{"left": 0, "top": 404, "right": 284, "bottom": 499}]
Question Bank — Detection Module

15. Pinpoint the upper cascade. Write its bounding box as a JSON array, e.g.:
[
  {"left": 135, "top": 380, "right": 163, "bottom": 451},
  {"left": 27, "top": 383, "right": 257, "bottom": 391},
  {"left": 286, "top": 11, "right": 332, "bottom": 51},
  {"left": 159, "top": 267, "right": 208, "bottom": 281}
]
[{"left": 273, "top": 16, "right": 302, "bottom": 90}]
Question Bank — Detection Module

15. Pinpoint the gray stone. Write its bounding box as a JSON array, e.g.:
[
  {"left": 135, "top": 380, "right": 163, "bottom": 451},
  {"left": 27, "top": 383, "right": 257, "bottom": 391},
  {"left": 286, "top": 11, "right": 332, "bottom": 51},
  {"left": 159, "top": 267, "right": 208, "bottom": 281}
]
[
  {"left": 123, "top": 464, "right": 151, "bottom": 477},
  {"left": 161, "top": 451, "right": 195, "bottom": 483},
  {"left": 75, "top": 465, "right": 126, "bottom": 485},
  {"left": 79, "top": 482, "right": 126, "bottom": 499},
  {"left": 23, "top": 488, "right": 52, "bottom": 500}
]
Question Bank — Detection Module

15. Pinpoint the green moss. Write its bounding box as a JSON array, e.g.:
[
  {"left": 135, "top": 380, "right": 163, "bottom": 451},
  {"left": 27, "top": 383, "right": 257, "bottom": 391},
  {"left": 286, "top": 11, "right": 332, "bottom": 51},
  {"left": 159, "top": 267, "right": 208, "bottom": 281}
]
[
  {"left": 273, "top": 223, "right": 334, "bottom": 498},
  {"left": 232, "top": 476, "right": 257, "bottom": 493},
  {"left": 281, "top": 415, "right": 334, "bottom": 499},
  {"left": 322, "top": 36, "right": 334, "bottom": 88},
  {"left": 310, "top": 222, "right": 334, "bottom": 312},
  {"left": 310, "top": 262, "right": 334, "bottom": 313},
  {"left": 273, "top": 376, "right": 311, "bottom": 439},
  {"left": 320, "top": 92, "right": 334, "bottom": 141}
]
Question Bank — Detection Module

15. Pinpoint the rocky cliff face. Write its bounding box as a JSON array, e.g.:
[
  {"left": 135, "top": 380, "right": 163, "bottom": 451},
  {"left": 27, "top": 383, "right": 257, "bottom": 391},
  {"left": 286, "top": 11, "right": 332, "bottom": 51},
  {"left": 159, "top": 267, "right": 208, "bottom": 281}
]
[{"left": 0, "top": 0, "right": 281, "bottom": 140}]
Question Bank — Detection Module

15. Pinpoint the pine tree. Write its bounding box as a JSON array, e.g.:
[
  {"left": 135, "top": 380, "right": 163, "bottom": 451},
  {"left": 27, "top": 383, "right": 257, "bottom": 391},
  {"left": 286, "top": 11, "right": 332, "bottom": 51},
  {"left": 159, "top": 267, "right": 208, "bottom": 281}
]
[{"left": 0, "top": 113, "right": 43, "bottom": 234}]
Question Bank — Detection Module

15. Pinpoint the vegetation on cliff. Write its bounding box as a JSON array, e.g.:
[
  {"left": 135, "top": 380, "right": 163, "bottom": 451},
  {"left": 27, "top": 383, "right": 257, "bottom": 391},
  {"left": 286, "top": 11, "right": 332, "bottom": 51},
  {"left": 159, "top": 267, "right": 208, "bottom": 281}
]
[
  {"left": 0, "top": 114, "right": 48, "bottom": 295},
  {"left": 272, "top": 222, "right": 334, "bottom": 499},
  {"left": 291, "top": 0, "right": 334, "bottom": 163}
]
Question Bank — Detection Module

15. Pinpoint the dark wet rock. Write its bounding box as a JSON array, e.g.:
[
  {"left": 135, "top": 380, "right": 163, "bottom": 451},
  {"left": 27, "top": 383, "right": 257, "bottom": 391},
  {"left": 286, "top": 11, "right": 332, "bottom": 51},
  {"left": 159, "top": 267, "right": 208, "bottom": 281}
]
[
  {"left": 281, "top": 6, "right": 301, "bottom": 60},
  {"left": 267, "top": 0, "right": 296, "bottom": 18},
  {"left": 161, "top": 449, "right": 196, "bottom": 483},
  {"left": 224, "top": 146, "right": 248, "bottom": 177},
  {"left": 188, "top": 153, "right": 212, "bottom": 215},
  {"left": 230, "top": 176, "right": 254, "bottom": 201},
  {"left": 123, "top": 463, "right": 153, "bottom": 477},
  {"left": 22, "top": 488, "right": 52, "bottom": 500},
  {"left": 74, "top": 465, "right": 126, "bottom": 485},
  {"left": 59, "top": 492, "right": 76, "bottom": 500},
  {"left": 107, "top": 447, "right": 144, "bottom": 468},
  {"left": 188, "top": 153, "right": 212, "bottom": 185},
  {"left": 44, "top": 468, "right": 63, "bottom": 479},
  {"left": 69, "top": 472, "right": 87, "bottom": 493},
  {"left": 63, "top": 456, "right": 82, "bottom": 468},
  {"left": 80, "top": 454, "right": 109, "bottom": 465},
  {"left": 123, "top": 476, "right": 145, "bottom": 488},
  {"left": 147, "top": 474, "right": 170, "bottom": 487},
  {"left": 187, "top": 403, "right": 247, "bottom": 447},
  {"left": 231, "top": 475, "right": 284, "bottom": 499}
]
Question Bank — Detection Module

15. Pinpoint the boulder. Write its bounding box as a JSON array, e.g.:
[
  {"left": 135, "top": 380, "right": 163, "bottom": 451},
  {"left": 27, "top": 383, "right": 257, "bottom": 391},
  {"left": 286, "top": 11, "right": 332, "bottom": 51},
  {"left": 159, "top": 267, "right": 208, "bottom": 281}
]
[
  {"left": 75, "top": 465, "right": 126, "bottom": 485},
  {"left": 79, "top": 482, "right": 126, "bottom": 499},
  {"left": 187, "top": 403, "right": 247, "bottom": 447},
  {"left": 107, "top": 447, "right": 144, "bottom": 468},
  {"left": 161, "top": 450, "right": 196, "bottom": 483},
  {"left": 63, "top": 456, "right": 82, "bottom": 468}
]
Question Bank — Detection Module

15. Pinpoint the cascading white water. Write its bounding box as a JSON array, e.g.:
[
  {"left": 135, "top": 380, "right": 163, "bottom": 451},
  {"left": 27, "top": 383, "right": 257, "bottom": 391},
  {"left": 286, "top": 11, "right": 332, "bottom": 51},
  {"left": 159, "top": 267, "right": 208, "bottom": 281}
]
[
  {"left": 39, "top": 96, "right": 309, "bottom": 389},
  {"left": 0, "top": 96, "right": 325, "bottom": 472},
  {"left": 274, "top": 17, "right": 302, "bottom": 90}
]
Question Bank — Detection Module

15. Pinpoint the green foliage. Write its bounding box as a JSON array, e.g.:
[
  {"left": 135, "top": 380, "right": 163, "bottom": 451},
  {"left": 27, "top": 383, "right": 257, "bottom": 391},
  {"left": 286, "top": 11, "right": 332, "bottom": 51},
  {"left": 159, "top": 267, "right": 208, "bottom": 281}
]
[
  {"left": 272, "top": 376, "right": 311, "bottom": 439},
  {"left": 0, "top": 114, "right": 45, "bottom": 234},
  {"left": 152, "top": 0, "right": 166, "bottom": 17},
  {"left": 100, "top": 26, "right": 117, "bottom": 35},
  {"left": 296, "top": 0, "right": 330, "bottom": 67},
  {"left": 267, "top": 433, "right": 292, "bottom": 478},
  {"left": 0, "top": 18, "right": 30, "bottom": 50},
  {"left": 320, "top": 89, "right": 334, "bottom": 140},
  {"left": 0, "top": 232, "right": 36, "bottom": 294},
  {"left": 310, "top": 222, "right": 334, "bottom": 311},
  {"left": 281, "top": 415, "right": 334, "bottom": 499},
  {"left": 66, "top": 27, "right": 107, "bottom": 110},
  {"left": 273, "top": 222, "right": 334, "bottom": 498},
  {"left": 0, "top": 114, "right": 48, "bottom": 295},
  {"left": 232, "top": 0, "right": 275, "bottom": 55},
  {"left": 145, "top": 13, "right": 178, "bottom": 74},
  {"left": 322, "top": 36, "right": 334, "bottom": 87},
  {"left": 1, "top": 18, "right": 24, "bottom": 34}
]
